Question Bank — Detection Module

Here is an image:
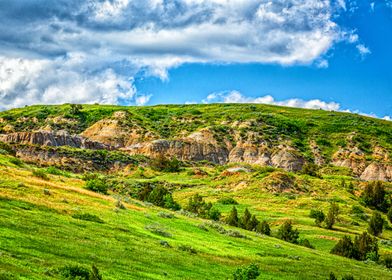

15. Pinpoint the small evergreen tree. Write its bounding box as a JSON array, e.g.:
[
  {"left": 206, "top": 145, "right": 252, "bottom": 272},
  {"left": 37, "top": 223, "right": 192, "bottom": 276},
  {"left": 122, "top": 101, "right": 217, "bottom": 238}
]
[
  {"left": 354, "top": 232, "right": 379, "bottom": 261},
  {"left": 277, "top": 220, "right": 299, "bottom": 244},
  {"left": 226, "top": 206, "right": 239, "bottom": 227},
  {"left": 240, "top": 208, "right": 252, "bottom": 230},
  {"left": 329, "top": 272, "right": 337, "bottom": 280},
  {"left": 368, "top": 212, "right": 384, "bottom": 236},
  {"left": 325, "top": 203, "right": 339, "bottom": 229},
  {"left": 249, "top": 215, "right": 259, "bottom": 231},
  {"left": 89, "top": 264, "right": 103, "bottom": 280},
  {"left": 361, "top": 181, "right": 389, "bottom": 212},
  {"left": 309, "top": 209, "right": 325, "bottom": 227},
  {"left": 387, "top": 207, "right": 392, "bottom": 223},
  {"left": 256, "top": 220, "right": 271, "bottom": 236},
  {"left": 232, "top": 264, "right": 260, "bottom": 280},
  {"left": 330, "top": 235, "right": 355, "bottom": 259},
  {"left": 208, "top": 207, "right": 221, "bottom": 221}
]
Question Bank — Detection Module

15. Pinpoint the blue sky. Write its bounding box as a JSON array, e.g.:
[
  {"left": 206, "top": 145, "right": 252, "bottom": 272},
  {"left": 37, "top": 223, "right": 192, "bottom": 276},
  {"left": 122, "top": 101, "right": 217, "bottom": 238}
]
[{"left": 0, "top": 0, "right": 391, "bottom": 119}]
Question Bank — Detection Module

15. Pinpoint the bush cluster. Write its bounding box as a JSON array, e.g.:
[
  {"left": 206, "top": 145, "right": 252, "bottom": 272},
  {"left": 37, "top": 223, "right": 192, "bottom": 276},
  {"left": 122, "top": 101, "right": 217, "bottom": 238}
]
[
  {"left": 58, "top": 264, "right": 102, "bottom": 280},
  {"left": 150, "top": 156, "right": 181, "bottom": 172},
  {"left": 361, "top": 181, "right": 390, "bottom": 212},
  {"left": 310, "top": 203, "right": 340, "bottom": 229},
  {"left": 138, "top": 185, "right": 180, "bottom": 210},
  {"left": 225, "top": 207, "right": 270, "bottom": 236},
  {"left": 232, "top": 264, "right": 260, "bottom": 280},
  {"left": 186, "top": 194, "right": 221, "bottom": 221},
  {"left": 331, "top": 232, "right": 378, "bottom": 261},
  {"left": 85, "top": 178, "right": 109, "bottom": 194}
]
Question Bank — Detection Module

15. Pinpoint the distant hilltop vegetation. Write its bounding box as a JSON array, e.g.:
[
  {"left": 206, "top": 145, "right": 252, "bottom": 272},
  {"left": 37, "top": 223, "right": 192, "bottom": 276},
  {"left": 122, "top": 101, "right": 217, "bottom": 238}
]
[{"left": 0, "top": 103, "right": 391, "bottom": 181}]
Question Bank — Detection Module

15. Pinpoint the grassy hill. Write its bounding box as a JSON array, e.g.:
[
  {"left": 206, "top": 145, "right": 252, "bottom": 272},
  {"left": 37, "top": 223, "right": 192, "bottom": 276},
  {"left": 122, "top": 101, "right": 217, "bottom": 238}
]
[
  {"left": 0, "top": 153, "right": 392, "bottom": 279},
  {"left": 0, "top": 104, "right": 391, "bottom": 279}
]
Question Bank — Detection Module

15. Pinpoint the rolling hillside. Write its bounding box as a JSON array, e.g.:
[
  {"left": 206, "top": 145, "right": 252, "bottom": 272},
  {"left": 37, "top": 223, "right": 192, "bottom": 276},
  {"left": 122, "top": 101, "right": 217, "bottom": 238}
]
[{"left": 0, "top": 104, "right": 391, "bottom": 279}]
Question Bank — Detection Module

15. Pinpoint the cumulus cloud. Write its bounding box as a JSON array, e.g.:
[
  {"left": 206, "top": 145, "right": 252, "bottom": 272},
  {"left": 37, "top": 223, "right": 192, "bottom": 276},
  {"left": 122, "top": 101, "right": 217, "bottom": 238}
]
[
  {"left": 202, "top": 90, "right": 341, "bottom": 111},
  {"left": 0, "top": 0, "right": 362, "bottom": 108},
  {"left": 200, "top": 90, "right": 391, "bottom": 121},
  {"left": 356, "top": 44, "right": 371, "bottom": 57}
]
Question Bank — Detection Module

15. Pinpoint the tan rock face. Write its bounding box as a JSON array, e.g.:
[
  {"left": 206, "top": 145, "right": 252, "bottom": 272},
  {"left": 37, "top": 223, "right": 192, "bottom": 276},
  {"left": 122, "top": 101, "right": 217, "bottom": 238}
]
[
  {"left": 0, "top": 131, "right": 108, "bottom": 150},
  {"left": 229, "top": 142, "right": 271, "bottom": 165},
  {"left": 81, "top": 112, "right": 156, "bottom": 148},
  {"left": 360, "top": 162, "right": 392, "bottom": 182},
  {"left": 271, "top": 147, "right": 305, "bottom": 172},
  {"left": 332, "top": 147, "right": 367, "bottom": 175}
]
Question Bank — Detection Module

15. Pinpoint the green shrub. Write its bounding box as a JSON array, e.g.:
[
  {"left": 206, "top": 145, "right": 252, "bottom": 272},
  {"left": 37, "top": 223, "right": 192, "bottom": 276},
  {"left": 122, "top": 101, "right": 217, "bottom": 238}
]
[
  {"left": 185, "top": 193, "right": 219, "bottom": 220},
  {"left": 58, "top": 264, "right": 90, "bottom": 279},
  {"left": 277, "top": 220, "right": 299, "bottom": 244},
  {"left": 309, "top": 209, "right": 325, "bottom": 226},
  {"left": 90, "top": 264, "right": 103, "bottom": 280},
  {"left": 225, "top": 206, "right": 239, "bottom": 227},
  {"left": 361, "top": 181, "right": 389, "bottom": 212},
  {"left": 331, "top": 232, "right": 378, "bottom": 261},
  {"left": 217, "top": 197, "right": 238, "bottom": 205},
  {"left": 325, "top": 203, "right": 340, "bottom": 229},
  {"left": 368, "top": 212, "right": 384, "bottom": 236},
  {"left": 150, "top": 156, "right": 181, "bottom": 172},
  {"left": 301, "top": 163, "right": 319, "bottom": 177},
  {"left": 32, "top": 169, "right": 49, "bottom": 180},
  {"left": 382, "top": 254, "right": 392, "bottom": 269},
  {"left": 178, "top": 245, "right": 197, "bottom": 254},
  {"left": 9, "top": 157, "right": 23, "bottom": 166},
  {"left": 145, "top": 224, "right": 172, "bottom": 238},
  {"left": 342, "top": 275, "right": 354, "bottom": 280},
  {"left": 299, "top": 238, "right": 315, "bottom": 249},
  {"left": 256, "top": 220, "right": 271, "bottom": 236},
  {"left": 232, "top": 263, "right": 260, "bottom": 280},
  {"left": 72, "top": 213, "right": 104, "bottom": 224},
  {"left": 0, "top": 272, "right": 16, "bottom": 280},
  {"left": 85, "top": 179, "right": 108, "bottom": 194},
  {"left": 328, "top": 272, "right": 337, "bottom": 280},
  {"left": 387, "top": 207, "right": 392, "bottom": 223}
]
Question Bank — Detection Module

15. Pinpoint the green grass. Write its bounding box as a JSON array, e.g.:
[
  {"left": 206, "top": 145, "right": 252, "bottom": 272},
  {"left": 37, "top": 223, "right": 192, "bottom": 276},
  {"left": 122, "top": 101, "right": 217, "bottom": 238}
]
[{"left": 0, "top": 156, "right": 392, "bottom": 279}]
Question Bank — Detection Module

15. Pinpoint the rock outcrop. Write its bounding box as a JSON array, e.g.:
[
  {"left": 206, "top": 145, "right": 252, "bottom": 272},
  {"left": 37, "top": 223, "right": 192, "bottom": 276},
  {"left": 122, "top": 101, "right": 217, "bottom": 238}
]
[
  {"left": 360, "top": 162, "right": 392, "bottom": 182},
  {"left": 0, "top": 131, "right": 109, "bottom": 150}
]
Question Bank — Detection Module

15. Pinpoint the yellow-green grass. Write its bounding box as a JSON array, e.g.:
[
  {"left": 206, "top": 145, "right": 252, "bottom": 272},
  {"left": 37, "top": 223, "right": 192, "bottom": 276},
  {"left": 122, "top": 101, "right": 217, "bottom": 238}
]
[{"left": 1, "top": 156, "right": 392, "bottom": 279}]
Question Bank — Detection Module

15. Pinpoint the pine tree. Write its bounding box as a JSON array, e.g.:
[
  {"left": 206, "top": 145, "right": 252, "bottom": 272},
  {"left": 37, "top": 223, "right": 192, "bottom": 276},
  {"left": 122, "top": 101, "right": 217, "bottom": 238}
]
[
  {"left": 277, "top": 220, "right": 299, "bottom": 244},
  {"left": 240, "top": 208, "right": 252, "bottom": 230},
  {"left": 368, "top": 211, "right": 384, "bottom": 236},
  {"left": 226, "top": 206, "right": 239, "bottom": 227},
  {"left": 249, "top": 215, "right": 259, "bottom": 231},
  {"left": 256, "top": 220, "right": 271, "bottom": 236}
]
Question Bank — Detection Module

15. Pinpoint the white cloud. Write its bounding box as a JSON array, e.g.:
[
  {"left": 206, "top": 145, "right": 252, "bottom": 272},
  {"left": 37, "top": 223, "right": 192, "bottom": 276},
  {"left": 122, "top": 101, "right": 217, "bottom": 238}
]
[
  {"left": 202, "top": 90, "right": 341, "bottom": 111},
  {"left": 0, "top": 1, "right": 365, "bottom": 108},
  {"left": 199, "top": 90, "right": 392, "bottom": 121},
  {"left": 356, "top": 44, "right": 371, "bottom": 57},
  {"left": 0, "top": 56, "right": 137, "bottom": 110}
]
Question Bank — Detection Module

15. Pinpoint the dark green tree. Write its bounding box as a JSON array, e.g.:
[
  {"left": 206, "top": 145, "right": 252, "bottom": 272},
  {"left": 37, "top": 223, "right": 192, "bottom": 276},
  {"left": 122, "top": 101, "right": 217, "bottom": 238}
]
[
  {"left": 89, "top": 264, "right": 103, "bottom": 280},
  {"left": 361, "top": 181, "right": 389, "bottom": 212},
  {"left": 309, "top": 209, "right": 325, "bottom": 227},
  {"left": 249, "top": 215, "right": 260, "bottom": 231},
  {"left": 277, "top": 220, "right": 299, "bottom": 244},
  {"left": 256, "top": 220, "right": 271, "bottom": 236},
  {"left": 367, "top": 212, "right": 384, "bottom": 236},
  {"left": 226, "top": 206, "right": 239, "bottom": 227},
  {"left": 325, "top": 203, "right": 339, "bottom": 229},
  {"left": 388, "top": 207, "right": 392, "bottom": 223},
  {"left": 240, "top": 208, "right": 252, "bottom": 230}
]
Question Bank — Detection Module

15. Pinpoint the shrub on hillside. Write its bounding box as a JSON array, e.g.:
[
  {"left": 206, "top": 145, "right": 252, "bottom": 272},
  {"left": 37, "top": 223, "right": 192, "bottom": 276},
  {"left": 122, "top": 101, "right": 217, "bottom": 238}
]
[
  {"left": 256, "top": 220, "right": 271, "bottom": 236},
  {"left": 361, "top": 181, "right": 389, "bottom": 212},
  {"left": 277, "top": 221, "right": 299, "bottom": 244},
  {"left": 301, "top": 163, "right": 319, "bottom": 177},
  {"left": 387, "top": 207, "right": 392, "bottom": 223},
  {"left": 72, "top": 213, "right": 104, "bottom": 224},
  {"left": 217, "top": 197, "right": 238, "bottom": 205},
  {"left": 58, "top": 264, "right": 90, "bottom": 279},
  {"left": 32, "top": 169, "right": 49, "bottom": 180},
  {"left": 186, "top": 193, "right": 220, "bottom": 220},
  {"left": 9, "top": 157, "right": 23, "bottom": 166},
  {"left": 85, "top": 179, "right": 108, "bottom": 194},
  {"left": 150, "top": 156, "right": 181, "bottom": 172},
  {"left": 299, "top": 238, "right": 315, "bottom": 249},
  {"left": 325, "top": 203, "right": 340, "bottom": 229},
  {"left": 368, "top": 212, "right": 384, "bottom": 236},
  {"left": 309, "top": 209, "right": 325, "bottom": 226},
  {"left": 331, "top": 232, "right": 378, "bottom": 261},
  {"left": 145, "top": 224, "right": 172, "bottom": 238},
  {"left": 57, "top": 264, "right": 102, "bottom": 280},
  {"left": 225, "top": 206, "right": 239, "bottom": 227},
  {"left": 232, "top": 263, "right": 260, "bottom": 280}
]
